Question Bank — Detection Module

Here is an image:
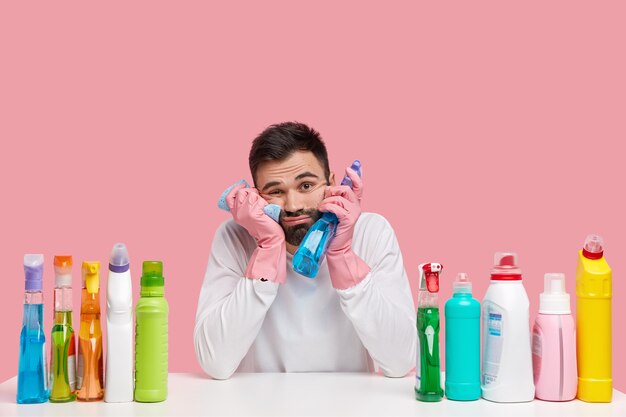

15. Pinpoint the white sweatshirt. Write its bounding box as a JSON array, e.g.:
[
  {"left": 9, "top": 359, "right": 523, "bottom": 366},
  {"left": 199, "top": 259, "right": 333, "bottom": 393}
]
[{"left": 194, "top": 212, "right": 416, "bottom": 380}]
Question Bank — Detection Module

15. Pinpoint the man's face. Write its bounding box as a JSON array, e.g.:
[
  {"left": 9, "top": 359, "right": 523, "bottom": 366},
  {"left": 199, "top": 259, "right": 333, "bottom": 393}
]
[{"left": 256, "top": 151, "right": 335, "bottom": 247}]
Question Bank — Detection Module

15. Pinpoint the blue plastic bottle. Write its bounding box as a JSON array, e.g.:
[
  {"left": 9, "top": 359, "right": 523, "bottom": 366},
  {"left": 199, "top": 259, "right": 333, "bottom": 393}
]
[
  {"left": 17, "top": 254, "right": 49, "bottom": 404},
  {"left": 444, "top": 273, "right": 481, "bottom": 401},
  {"left": 292, "top": 160, "right": 362, "bottom": 278}
]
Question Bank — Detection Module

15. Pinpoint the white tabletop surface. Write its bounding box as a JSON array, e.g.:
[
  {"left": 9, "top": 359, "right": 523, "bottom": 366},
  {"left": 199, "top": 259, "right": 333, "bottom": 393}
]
[{"left": 1, "top": 373, "right": 625, "bottom": 417}]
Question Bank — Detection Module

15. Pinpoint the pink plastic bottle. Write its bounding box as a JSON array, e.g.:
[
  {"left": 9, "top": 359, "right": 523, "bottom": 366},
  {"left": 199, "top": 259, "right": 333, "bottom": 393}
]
[{"left": 532, "top": 273, "right": 577, "bottom": 401}]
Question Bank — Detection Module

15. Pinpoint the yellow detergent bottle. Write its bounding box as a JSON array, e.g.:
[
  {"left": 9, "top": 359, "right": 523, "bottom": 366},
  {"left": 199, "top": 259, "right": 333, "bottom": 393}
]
[{"left": 576, "top": 234, "right": 612, "bottom": 402}]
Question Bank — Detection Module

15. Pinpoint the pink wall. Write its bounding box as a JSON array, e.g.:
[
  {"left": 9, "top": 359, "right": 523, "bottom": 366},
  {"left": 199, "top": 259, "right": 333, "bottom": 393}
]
[{"left": 1, "top": 2, "right": 624, "bottom": 391}]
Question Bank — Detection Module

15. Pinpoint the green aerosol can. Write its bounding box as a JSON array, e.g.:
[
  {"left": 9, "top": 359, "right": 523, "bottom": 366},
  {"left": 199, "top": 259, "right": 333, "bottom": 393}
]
[{"left": 134, "top": 261, "right": 168, "bottom": 402}]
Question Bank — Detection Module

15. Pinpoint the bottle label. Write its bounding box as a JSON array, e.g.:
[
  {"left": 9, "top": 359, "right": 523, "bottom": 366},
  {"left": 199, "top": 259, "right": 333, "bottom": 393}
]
[
  {"left": 76, "top": 349, "right": 84, "bottom": 389},
  {"left": 415, "top": 339, "right": 421, "bottom": 390},
  {"left": 42, "top": 341, "right": 49, "bottom": 391},
  {"left": 49, "top": 344, "right": 55, "bottom": 389},
  {"left": 68, "top": 354, "right": 77, "bottom": 391},
  {"left": 532, "top": 327, "right": 542, "bottom": 382},
  {"left": 68, "top": 335, "right": 76, "bottom": 391},
  {"left": 532, "top": 329, "right": 542, "bottom": 357},
  {"left": 483, "top": 305, "right": 504, "bottom": 386}
]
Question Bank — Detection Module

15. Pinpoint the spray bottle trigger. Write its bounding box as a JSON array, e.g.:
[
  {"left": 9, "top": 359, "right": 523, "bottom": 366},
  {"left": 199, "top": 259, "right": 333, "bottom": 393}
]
[{"left": 426, "top": 272, "right": 439, "bottom": 293}]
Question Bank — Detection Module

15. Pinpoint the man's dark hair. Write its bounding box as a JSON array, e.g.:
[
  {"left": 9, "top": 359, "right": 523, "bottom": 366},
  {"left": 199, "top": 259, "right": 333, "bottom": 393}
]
[{"left": 249, "top": 122, "right": 330, "bottom": 186}]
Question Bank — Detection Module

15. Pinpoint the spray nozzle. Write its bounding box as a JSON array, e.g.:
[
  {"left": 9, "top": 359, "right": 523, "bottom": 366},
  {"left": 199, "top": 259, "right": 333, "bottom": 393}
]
[
  {"left": 82, "top": 261, "right": 100, "bottom": 294},
  {"left": 582, "top": 234, "right": 604, "bottom": 260},
  {"left": 54, "top": 256, "right": 72, "bottom": 271},
  {"left": 24, "top": 254, "right": 44, "bottom": 291},
  {"left": 419, "top": 263, "right": 442, "bottom": 293},
  {"left": 54, "top": 255, "right": 73, "bottom": 287},
  {"left": 340, "top": 160, "right": 362, "bottom": 188}
]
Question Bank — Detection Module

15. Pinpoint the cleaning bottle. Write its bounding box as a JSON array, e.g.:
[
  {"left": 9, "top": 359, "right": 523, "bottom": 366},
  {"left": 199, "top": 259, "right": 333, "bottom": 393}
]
[
  {"left": 17, "top": 254, "right": 49, "bottom": 404},
  {"left": 532, "top": 273, "right": 577, "bottom": 401},
  {"left": 49, "top": 255, "right": 76, "bottom": 402},
  {"left": 135, "top": 261, "right": 168, "bottom": 402},
  {"left": 76, "top": 261, "right": 104, "bottom": 401},
  {"left": 292, "top": 160, "right": 362, "bottom": 278},
  {"left": 105, "top": 243, "right": 134, "bottom": 403},
  {"left": 481, "top": 252, "right": 534, "bottom": 402},
  {"left": 445, "top": 273, "right": 481, "bottom": 401},
  {"left": 576, "top": 234, "right": 612, "bottom": 402},
  {"left": 415, "top": 262, "right": 443, "bottom": 402}
]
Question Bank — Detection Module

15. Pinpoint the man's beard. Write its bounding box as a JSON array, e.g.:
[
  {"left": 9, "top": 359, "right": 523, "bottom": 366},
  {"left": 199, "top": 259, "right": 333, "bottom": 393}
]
[{"left": 280, "top": 208, "right": 323, "bottom": 246}]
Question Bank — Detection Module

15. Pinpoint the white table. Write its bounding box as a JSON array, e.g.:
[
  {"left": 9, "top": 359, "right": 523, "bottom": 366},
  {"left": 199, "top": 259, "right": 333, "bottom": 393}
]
[{"left": 1, "top": 373, "right": 625, "bottom": 416}]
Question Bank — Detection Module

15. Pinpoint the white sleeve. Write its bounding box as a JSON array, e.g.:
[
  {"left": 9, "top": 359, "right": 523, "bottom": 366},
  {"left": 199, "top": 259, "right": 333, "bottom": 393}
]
[
  {"left": 336, "top": 214, "right": 417, "bottom": 378},
  {"left": 193, "top": 221, "right": 279, "bottom": 380}
]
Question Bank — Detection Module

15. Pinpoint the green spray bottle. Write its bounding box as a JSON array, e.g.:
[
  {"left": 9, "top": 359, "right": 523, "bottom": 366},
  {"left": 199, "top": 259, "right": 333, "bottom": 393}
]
[
  {"left": 415, "top": 262, "right": 443, "bottom": 402},
  {"left": 135, "top": 261, "right": 168, "bottom": 402}
]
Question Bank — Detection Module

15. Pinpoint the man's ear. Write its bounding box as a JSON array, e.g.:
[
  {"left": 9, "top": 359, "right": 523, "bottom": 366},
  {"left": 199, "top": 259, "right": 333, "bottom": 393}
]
[{"left": 328, "top": 172, "right": 336, "bottom": 186}]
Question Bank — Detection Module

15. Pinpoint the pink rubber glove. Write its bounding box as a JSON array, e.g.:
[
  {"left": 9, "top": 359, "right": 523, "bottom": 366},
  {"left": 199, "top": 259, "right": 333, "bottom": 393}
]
[
  {"left": 226, "top": 184, "right": 286, "bottom": 284},
  {"left": 318, "top": 167, "right": 371, "bottom": 290}
]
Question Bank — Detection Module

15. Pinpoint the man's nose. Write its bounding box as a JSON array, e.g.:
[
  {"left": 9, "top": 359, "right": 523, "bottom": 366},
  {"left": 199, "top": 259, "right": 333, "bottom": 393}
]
[{"left": 283, "top": 189, "right": 305, "bottom": 214}]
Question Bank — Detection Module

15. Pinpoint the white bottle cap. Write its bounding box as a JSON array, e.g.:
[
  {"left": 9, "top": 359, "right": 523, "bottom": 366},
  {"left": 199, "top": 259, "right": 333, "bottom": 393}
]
[
  {"left": 539, "top": 273, "right": 571, "bottom": 314},
  {"left": 453, "top": 272, "right": 472, "bottom": 294}
]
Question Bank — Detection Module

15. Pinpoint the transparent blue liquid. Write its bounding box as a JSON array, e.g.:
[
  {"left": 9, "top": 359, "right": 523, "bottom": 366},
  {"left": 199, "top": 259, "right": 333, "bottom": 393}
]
[
  {"left": 292, "top": 160, "right": 361, "bottom": 278},
  {"left": 17, "top": 303, "right": 48, "bottom": 404},
  {"left": 292, "top": 212, "right": 338, "bottom": 278}
]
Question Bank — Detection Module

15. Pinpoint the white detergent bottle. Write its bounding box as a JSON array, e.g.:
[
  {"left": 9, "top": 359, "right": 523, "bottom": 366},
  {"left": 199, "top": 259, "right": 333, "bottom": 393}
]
[
  {"left": 481, "top": 252, "right": 535, "bottom": 402},
  {"left": 104, "top": 243, "right": 134, "bottom": 402}
]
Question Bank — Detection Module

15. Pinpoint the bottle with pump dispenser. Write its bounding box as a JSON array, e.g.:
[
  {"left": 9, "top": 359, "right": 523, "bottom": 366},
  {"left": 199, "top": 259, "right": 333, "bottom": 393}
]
[
  {"left": 445, "top": 273, "right": 481, "bottom": 401},
  {"left": 105, "top": 243, "right": 134, "bottom": 403},
  {"left": 576, "top": 234, "right": 612, "bottom": 402},
  {"left": 135, "top": 261, "right": 169, "bottom": 402},
  {"left": 415, "top": 263, "right": 444, "bottom": 402},
  {"left": 49, "top": 256, "right": 76, "bottom": 402},
  {"left": 17, "top": 254, "right": 49, "bottom": 404},
  {"left": 76, "top": 261, "right": 104, "bottom": 401},
  {"left": 532, "top": 273, "right": 577, "bottom": 401},
  {"left": 481, "top": 252, "right": 534, "bottom": 402}
]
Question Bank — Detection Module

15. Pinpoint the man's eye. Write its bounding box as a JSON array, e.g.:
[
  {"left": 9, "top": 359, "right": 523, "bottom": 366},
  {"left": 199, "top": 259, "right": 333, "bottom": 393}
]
[
  {"left": 301, "top": 183, "right": 313, "bottom": 191},
  {"left": 269, "top": 190, "right": 282, "bottom": 196}
]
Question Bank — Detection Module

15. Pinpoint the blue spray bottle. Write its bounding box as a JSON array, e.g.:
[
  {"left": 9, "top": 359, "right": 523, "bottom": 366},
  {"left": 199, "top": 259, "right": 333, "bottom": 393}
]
[
  {"left": 444, "top": 273, "right": 481, "bottom": 401},
  {"left": 292, "top": 160, "right": 362, "bottom": 278},
  {"left": 17, "top": 254, "right": 49, "bottom": 404}
]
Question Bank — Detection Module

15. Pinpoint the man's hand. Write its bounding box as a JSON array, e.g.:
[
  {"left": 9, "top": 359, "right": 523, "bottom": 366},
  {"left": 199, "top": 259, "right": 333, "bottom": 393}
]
[
  {"left": 226, "top": 184, "right": 286, "bottom": 283},
  {"left": 318, "top": 167, "right": 362, "bottom": 255},
  {"left": 318, "top": 167, "right": 370, "bottom": 289},
  {"left": 226, "top": 184, "right": 284, "bottom": 245}
]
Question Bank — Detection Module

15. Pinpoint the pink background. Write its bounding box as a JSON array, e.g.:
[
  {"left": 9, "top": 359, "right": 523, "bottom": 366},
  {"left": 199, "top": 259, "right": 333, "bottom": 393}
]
[{"left": 1, "top": 2, "right": 624, "bottom": 391}]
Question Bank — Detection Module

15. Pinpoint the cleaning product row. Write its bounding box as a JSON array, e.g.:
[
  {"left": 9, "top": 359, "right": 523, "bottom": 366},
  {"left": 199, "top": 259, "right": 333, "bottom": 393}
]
[
  {"left": 414, "top": 263, "right": 483, "bottom": 403},
  {"left": 17, "top": 244, "right": 169, "bottom": 404},
  {"left": 414, "top": 234, "right": 612, "bottom": 404}
]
